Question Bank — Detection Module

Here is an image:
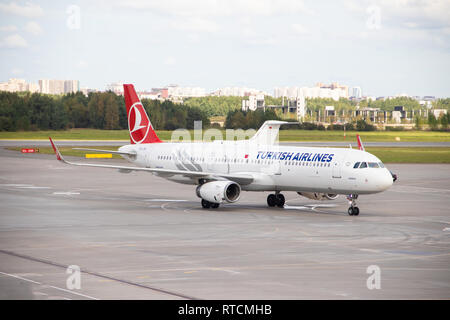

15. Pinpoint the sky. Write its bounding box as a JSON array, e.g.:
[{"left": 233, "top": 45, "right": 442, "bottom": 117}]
[{"left": 0, "top": 0, "right": 449, "bottom": 97}]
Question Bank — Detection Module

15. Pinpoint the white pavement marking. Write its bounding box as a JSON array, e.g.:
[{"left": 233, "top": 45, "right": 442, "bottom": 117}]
[
  {"left": 283, "top": 205, "right": 309, "bottom": 210},
  {"left": 52, "top": 192, "right": 80, "bottom": 195},
  {"left": 16, "top": 186, "right": 51, "bottom": 189},
  {"left": 145, "top": 199, "right": 187, "bottom": 202},
  {"left": 0, "top": 271, "right": 98, "bottom": 300},
  {"left": 0, "top": 271, "right": 42, "bottom": 285},
  {"left": 0, "top": 184, "right": 51, "bottom": 190},
  {"left": 47, "top": 286, "right": 99, "bottom": 300},
  {"left": 309, "top": 204, "right": 339, "bottom": 208},
  {"left": 211, "top": 268, "right": 241, "bottom": 275}
]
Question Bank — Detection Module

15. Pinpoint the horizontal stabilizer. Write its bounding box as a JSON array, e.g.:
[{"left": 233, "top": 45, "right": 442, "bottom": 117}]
[{"left": 250, "top": 120, "right": 298, "bottom": 145}]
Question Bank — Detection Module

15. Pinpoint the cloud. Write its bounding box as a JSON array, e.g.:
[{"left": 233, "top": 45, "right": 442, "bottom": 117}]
[
  {"left": 291, "top": 23, "right": 308, "bottom": 35},
  {"left": 0, "top": 34, "right": 28, "bottom": 48},
  {"left": 246, "top": 34, "right": 278, "bottom": 46},
  {"left": 343, "top": 0, "right": 450, "bottom": 49},
  {"left": 77, "top": 60, "right": 88, "bottom": 68},
  {"left": 171, "top": 17, "right": 218, "bottom": 33},
  {"left": 11, "top": 68, "right": 23, "bottom": 75},
  {"left": 24, "top": 21, "right": 42, "bottom": 35},
  {"left": 164, "top": 56, "right": 176, "bottom": 65},
  {"left": 346, "top": 0, "right": 450, "bottom": 30},
  {"left": 0, "top": 25, "right": 17, "bottom": 32},
  {"left": 186, "top": 33, "right": 201, "bottom": 43},
  {"left": 118, "top": 0, "right": 310, "bottom": 17},
  {"left": 0, "top": 1, "right": 44, "bottom": 18}
]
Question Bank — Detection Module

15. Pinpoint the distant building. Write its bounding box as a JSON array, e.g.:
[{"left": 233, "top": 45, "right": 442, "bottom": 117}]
[
  {"left": 356, "top": 107, "right": 387, "bottom": 123},
  {"left": 274, "top": 82, "right": 348, "bottom": 101},
  {"left": 138, "top": 91, "right": 162, "bottom": 100},
  {"left": 0, "top": 78, "right": 40, "bottom": 93},
  {"left": 419, "top": 100, "right": 432, "bottom": 108},
  {"left": 325, "top": 106, "right": 335, "bottom": 117},
  {"left": 151, "top": 88, "right": 169, "bottom": 99},
  {"left": 213, "top": 87, "right": 267, "bottom": 97},
  {"left": 296, "top": 93, "right": 306, "bottom": 120},
  {"left": 432, "top": 109, "right": 448, "bottom": 118},
  {"left": 39, "top": 79, "right": 80, "bottom": 94},
  {"left": 167, "top": 85, "right": 206, "bottom": 98},
  {"left": 392, "top": 106, "right": 407, "bottom": 123},
  {"left": 263, "top": 96, "right": 306, "bottom": 121},
  {"left": 106, "top": 82, "right": 124, "bottom": 95},
  {"left": 64, "top": 80, "right": 79, "bottom": 94},
  {"left": 39, "top": 79, "right": 63, "bottom": 94},
  {"left": 316, "top": 82, "right": 349, "bottom": 97},
  {"left": 80, "top": 87, "right": 99, "bottom": 96},
  {"left": 352, "top": 86, "right": 362, "bottom": 98}
]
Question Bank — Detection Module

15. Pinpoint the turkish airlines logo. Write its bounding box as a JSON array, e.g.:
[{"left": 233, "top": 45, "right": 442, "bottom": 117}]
[{"left": 128, "top": 102, "right": 150, "bottom": 144}]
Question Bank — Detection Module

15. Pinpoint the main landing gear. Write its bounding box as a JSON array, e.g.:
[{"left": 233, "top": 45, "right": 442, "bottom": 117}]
[
  {"left": 267, "top": 192, "right": 285, "bottom": 208},
  {"left": 346, "top": 194, "right": 359, "bottom": 216},
  {"left": 201, "top": 199, "right": 220, "bottom": 209}
]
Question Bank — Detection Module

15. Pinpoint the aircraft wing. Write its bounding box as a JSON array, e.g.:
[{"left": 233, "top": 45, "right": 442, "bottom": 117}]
[
  {"left": 50, "top": 138, "right": 254, "bottom": 185},
  {"left": 72, "top": 148, "right": 137, "bottom": 158}
]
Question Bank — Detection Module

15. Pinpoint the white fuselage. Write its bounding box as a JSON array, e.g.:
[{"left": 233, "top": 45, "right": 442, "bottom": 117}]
[{"left": 119, "top": 140, "right": 393, "bottom": 195}]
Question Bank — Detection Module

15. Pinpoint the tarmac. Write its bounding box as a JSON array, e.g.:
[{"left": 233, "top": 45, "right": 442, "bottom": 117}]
[{"left": 0, "top": 147, "right": 449, "bottom": 299}]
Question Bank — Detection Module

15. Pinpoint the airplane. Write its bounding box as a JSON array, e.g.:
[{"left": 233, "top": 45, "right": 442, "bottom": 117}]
[{"left": 49, "top": 84, "right": 396, "bottom": 216}]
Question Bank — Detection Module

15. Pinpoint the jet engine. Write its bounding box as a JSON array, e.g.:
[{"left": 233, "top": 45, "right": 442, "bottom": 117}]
[
  {"left": 196, "top": 181, "right": 241, "bottom": 204},
  {"left": 297, "top": 192, "right": 339, "bottom": 201}
]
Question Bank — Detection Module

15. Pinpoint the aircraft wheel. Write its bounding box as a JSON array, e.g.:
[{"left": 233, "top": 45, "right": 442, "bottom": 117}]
[
  {"left": 353, "top": 207, "right": 359, "bottom": 216},
  {"left": 211, "top": 203, "right": 220, "bottom": 209},
  {"left": 201, "top": 199, "right": 211, "bottom": 209},
  {"left": 267, "top": 194, "right": 277, "bottom": 207},
  {"left": 276, "top": 193, "right": 285, "bottom": 208}
]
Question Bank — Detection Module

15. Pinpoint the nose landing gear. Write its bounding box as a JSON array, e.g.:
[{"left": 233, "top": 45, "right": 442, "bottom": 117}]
[{"left": 346, "top": 194, "right": 359, "bottom": 216}]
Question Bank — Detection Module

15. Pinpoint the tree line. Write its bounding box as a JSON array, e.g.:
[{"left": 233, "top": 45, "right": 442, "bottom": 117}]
[
  {"left": 0, "top": 91, "right": 210, "bottom": 131},
  {"left": 186, "top": 96, "right": 450, "bottom": 117},
  {"left": 426, "top": 113, "right": 450, "bottom": 131},
  {"left": 1, "top": 91, "right": 448, "bottom": 132}
]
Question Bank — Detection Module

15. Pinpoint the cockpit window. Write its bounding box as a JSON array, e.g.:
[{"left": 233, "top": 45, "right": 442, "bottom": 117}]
[
  {"left": 368, "top": 162, "right": 379, "bottom": 168},
  {"left": 378, "top": 162, "right": 385, "bottom": 168},
  {"left": 353, "top": 162, "right": 360, "bottom": 168},
  {"left": 359, "top": 162, "right": 368, "bottom": 168}
]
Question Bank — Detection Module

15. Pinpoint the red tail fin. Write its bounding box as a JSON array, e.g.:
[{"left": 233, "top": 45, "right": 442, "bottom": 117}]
[
  {"left": 123, "top": 84, "right": 162, "bottom": 144},
  {"left": 356, "top": 134, "right": 365, "bottom": 151}
]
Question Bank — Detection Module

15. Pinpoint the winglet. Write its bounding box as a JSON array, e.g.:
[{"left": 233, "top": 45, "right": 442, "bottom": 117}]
[
  {"left": 356, "top": 134, "right": 365, "bottom": 151},
  {"left": 49, "top": 137, "right": 63, "bottom": 161}
]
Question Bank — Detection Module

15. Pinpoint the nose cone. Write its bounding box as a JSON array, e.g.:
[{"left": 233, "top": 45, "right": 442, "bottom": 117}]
[{"left": 376, "top": 169, "right": 394, "bottom": 191}]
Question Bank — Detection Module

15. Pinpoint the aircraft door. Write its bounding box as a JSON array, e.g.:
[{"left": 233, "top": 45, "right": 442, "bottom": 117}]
[{"left": 332, "top": 154, "right": 345, "bottom": 178}]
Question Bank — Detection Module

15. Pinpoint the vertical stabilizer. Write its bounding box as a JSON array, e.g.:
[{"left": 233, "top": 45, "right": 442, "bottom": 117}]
[{"left": 123, "top": 84, "right": 162, "bottom": 144}]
